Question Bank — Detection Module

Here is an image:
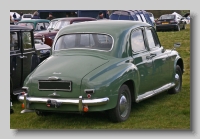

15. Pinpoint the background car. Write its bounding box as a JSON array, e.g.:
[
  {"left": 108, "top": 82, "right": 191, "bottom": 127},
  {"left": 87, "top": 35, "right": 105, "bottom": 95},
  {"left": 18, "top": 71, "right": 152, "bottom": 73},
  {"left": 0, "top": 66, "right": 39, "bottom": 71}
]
[
  {"left": 109, "top": 10, "right": 154, "bottom": 27},
  {"left": 147, "top": 12, "right": 155, "bottom": 25},
  {"left": 155, "top": 13, "right": 187, "bottom": 31},
  {"left": 18, "top": 20, "right": 184, "bottom": 123},
  {"left": 17, "top": 19, "right": 50, "bottom": 32},
  {"left": 21, "top": 14, "right": 33, "bottom": 20},
  {"left": 10, "top": 25, "right": 51, "bottom": 99},
  {"left": 34, "top": 17, "right": 96, "bottom": 46}
]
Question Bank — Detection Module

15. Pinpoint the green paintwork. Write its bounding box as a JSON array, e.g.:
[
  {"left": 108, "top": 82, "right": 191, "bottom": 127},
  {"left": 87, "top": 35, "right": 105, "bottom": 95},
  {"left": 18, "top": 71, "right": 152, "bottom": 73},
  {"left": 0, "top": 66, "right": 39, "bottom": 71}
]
[
  {"left": 22, "top": 20, "right": 184, "bottom": 112},
  {"left": 18, "top": 19, "right": 50, "bottom": 31}
]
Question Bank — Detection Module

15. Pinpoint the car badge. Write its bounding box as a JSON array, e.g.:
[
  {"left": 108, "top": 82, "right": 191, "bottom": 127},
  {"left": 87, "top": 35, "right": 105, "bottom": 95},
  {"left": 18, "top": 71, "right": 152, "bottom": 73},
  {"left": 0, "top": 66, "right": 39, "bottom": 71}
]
[
  {"left": 53, "top": 72, "right": 61, "bottom": 74},
  {"left": 48, "top": 91, "right": 60, "bottom": 97}
]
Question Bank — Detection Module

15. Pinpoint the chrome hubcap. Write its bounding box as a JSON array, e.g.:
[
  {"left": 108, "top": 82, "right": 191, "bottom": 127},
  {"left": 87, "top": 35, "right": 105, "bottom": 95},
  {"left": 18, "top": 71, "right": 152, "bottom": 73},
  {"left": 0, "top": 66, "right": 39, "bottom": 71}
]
[
  {"left": 175, "top": 73, "right": 180, "bottom": 91},
  {"left": 119, "top": 94, "right": 128, "bottom": 118}
]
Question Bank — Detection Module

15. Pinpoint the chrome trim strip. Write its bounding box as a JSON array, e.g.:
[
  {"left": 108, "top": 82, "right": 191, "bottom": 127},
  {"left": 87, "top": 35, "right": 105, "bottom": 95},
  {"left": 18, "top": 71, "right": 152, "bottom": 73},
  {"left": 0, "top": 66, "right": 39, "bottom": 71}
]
[
  {"left": 53, "top": 32, "right": 114, "bottom": 52},
  {"left": 18, "top": 95, "right": 109, "bottom": 107},
  {"left": 48, "top": 76, "right": 61, "bottom": 80},
  {"left": 136, "top": 83, "right": 175, "bottom": 103},
  {"left": 38, "top": 80, "right": 72, "bottom": 91}
]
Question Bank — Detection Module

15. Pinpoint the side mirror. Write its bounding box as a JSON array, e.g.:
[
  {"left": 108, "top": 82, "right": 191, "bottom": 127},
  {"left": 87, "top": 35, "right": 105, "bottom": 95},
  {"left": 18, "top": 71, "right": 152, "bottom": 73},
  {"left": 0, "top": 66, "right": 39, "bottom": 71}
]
[
  {"left": 171, "top": 42, "right": 181, "bottom": 52},
  {"left": 174, "top": 42, "right": 181, "bottom": 48}
]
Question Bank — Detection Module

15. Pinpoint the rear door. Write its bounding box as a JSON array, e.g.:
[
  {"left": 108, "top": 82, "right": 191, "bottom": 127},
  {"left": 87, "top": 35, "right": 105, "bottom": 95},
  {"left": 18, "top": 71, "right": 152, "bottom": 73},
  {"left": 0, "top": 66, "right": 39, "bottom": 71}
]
[
  {"left": 21, "top": 31, "right": 38, "bottom": 83},
  {"left": 10, "top": 31, "right": 22, "bottom": 89},
  {"left": 144, "top": 27, "right": 170, "bottom": 90},
  {"left": 131, "top": 27, "right": 154, "bottom": 95}
]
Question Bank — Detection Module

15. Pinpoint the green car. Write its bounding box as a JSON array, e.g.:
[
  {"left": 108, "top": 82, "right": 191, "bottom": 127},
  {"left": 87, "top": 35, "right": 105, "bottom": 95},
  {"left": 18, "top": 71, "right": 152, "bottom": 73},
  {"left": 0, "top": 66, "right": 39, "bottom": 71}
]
[
  {"left": 17, "top": 19, "right": 50, "bottom": 32},
  {"left": 18, "top": 20, "right": 184, "bottom": 122}
]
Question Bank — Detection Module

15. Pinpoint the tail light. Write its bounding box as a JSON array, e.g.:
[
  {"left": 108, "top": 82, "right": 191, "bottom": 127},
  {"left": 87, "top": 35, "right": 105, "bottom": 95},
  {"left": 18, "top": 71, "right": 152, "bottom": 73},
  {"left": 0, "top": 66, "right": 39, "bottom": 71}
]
[
  {"left": 156, "top": 21, "right": 161, "bottom": 24},
  {"left": 170, "top": 20, "right": 178, "bottom": 24}
]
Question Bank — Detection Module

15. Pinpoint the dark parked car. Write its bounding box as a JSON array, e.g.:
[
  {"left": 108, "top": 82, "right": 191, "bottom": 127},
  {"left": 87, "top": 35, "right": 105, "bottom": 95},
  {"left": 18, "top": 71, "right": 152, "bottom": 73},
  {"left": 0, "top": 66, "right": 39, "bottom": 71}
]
[
  {"left": 34, "top": 17, "right": 96, "bottom": 47},
  {"left": 10, "top": 25, "right": 51, "bottom": 98},
  {"left": 155, "top": 14, "right": 187, "bottom": 31},
  {"left": 18, "top": 20, "right": 184, "bottom": 122}
]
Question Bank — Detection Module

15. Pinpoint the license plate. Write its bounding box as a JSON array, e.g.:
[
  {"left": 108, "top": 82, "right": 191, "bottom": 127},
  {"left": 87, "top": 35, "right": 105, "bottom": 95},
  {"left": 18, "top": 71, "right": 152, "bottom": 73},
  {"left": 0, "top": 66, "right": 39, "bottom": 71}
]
[
  {"left": 38, "top": 80, "right": 72, "bottom": 91},
  {"left": 162, "top": 22, "right": 169, "bottom": 24}
]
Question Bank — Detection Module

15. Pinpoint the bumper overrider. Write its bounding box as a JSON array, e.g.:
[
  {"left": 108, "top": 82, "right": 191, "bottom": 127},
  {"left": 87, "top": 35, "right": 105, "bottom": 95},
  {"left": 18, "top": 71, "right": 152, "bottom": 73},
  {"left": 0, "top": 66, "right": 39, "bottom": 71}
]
[{"left": 18, "top": 93, "right": 109, "bottom": 113}]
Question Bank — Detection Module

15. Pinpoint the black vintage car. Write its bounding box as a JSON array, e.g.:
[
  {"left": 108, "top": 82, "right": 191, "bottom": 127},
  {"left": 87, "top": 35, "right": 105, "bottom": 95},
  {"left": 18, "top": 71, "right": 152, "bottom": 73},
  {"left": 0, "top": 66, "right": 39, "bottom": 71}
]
[
  {"left": 10, "top": 25, "right": 51, "bottom": 100},
  {"left": 155, "top": 14, "right": 187, "bottom": 31}
]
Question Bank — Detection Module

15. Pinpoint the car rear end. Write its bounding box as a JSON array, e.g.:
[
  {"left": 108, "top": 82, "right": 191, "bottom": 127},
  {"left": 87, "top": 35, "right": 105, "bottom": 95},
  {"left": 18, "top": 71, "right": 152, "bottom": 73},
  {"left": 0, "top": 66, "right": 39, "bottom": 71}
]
[{"left": 156, "top": 14, "right": 178, "bottom": 31}]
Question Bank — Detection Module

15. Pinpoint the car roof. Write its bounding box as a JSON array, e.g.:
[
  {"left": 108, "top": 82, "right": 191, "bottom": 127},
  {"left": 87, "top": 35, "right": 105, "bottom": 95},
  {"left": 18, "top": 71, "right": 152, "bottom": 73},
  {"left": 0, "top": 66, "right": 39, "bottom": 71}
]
[
  {"left": 19, "top": 19, "right": 50, "bottom": 23},
  {"left": 55, "top": 20, "right": 151, "bottom": 58},
  {"left": 58, "top": 20, "right": 150, "bottom": 36},
  {"left": 55, "top": 17, "right": 96, "bottom": 21},
  {"left": 10, "top": 25, "right": 33, "bottom": 31}
]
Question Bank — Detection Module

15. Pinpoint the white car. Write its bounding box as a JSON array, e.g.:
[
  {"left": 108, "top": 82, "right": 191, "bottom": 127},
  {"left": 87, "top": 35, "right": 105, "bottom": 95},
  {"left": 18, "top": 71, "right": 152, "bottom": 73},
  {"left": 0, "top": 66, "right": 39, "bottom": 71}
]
[
  {"left": 21, "top": 14, "right": 33, "bottom": 20},
  {"left": 147, "top": 12, "right": 155, "bottom": 25}
]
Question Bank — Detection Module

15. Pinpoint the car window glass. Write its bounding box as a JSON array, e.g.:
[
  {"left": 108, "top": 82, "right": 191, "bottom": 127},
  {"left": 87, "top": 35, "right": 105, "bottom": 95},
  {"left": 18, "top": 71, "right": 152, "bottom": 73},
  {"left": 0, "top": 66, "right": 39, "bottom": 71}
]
[
  {"left": 136, "top": 14, "right": 142, "bottom": 21},
  {"left": 48, "top": 20, "right": 58, "bottom": 30},
  {"left": 131, "top": 29, "right": 146, "bottom": 52},
  {"left": 80, "top": 34, "right": 95, "bottom": 46},
  {"left": 10, "top": 32, "right": 19, "bottom": 51},
  {"left": 140, "top": 14, "right": 147, "bottom": 22},
  {"left": 54, "top": 21, "right": 70, "bottom": 30},
  {"left": 22, "top": 32, "right": 32, "bottom": 49},
  {"left": 146, "top": 29, "right": 156, "bottom": 48},
  {"left": 55, "top": 33, "right": 113, "bottom": 51},
  {"left": 44, "top": 23, "right": 50, "bottom": 29},
  {"left": 36, "top": 23, "right": 45, "bottom": 31},
  {"left": 160, "top": 15, "right": 175, "bottom": 20}
]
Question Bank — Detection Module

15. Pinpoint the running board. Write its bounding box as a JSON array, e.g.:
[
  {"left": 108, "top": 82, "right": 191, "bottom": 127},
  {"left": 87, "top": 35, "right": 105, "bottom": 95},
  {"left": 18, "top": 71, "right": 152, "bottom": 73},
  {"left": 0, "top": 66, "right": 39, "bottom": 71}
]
[{"left": 136, "top": 83, "right": 175, "bottom": 103}]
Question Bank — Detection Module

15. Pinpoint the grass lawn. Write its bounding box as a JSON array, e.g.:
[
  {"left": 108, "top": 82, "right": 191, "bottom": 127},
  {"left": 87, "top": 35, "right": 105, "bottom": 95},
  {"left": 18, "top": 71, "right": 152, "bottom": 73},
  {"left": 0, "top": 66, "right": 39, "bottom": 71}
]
[{"left": 10, "top": 24, "right": 190, "bottom": 130}]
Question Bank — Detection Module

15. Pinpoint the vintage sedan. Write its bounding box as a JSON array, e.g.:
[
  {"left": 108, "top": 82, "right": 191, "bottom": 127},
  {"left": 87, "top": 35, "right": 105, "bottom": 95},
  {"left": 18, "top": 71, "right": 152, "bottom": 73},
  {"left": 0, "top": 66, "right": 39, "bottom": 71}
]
[
  {"left": 34, "top": 17, "right": 96, "bottom": 47},
  {"left": 17, "top": 19, "right": 50, "bottom": 32},
  {"left": 10, "top": 25, "right": 51, "bottom": 99},
  {"left": 18, "top": 20, "right": 184, "bottom": 122},
  {"left": 155, "top": 14, "right": 187, "bottom": 31}
]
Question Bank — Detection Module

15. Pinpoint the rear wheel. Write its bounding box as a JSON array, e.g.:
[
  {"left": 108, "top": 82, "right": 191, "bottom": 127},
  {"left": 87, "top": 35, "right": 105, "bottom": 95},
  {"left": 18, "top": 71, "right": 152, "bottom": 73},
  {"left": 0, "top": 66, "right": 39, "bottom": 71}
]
[
  {"left": 35, "top": 110, "right": 49, "bottom": 116},
  {"left": 108, "top": 84, "right": 131, "bottom": 122},
  {"left": 168, "top": 65, "right": 182, "bottom": 94}
]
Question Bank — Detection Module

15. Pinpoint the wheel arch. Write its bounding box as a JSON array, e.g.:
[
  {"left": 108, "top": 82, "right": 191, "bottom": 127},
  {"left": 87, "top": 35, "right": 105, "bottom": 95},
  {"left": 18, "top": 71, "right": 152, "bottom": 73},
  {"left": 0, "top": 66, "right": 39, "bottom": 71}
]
[
  {"left": 176, "top": 58, "right": 184, "bottom": 74},
  {"left": 122, "top": 80, "right": 136, "bottom": 103}
]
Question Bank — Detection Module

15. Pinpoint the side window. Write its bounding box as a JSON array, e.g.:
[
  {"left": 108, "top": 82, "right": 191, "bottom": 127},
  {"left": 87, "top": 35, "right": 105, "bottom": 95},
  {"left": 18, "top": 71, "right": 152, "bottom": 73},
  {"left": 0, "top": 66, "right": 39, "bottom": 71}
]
[
  {"left": 145, "top": 28, "right": 160, "bottom": 49},
  {"left": 44, "top": 23, "right": 50, "bottom": 29},
  {"left": 140, "top": 14, "right": 147, "bottom": 23},
  {"left": 131, "top": 29, "right": 146, "bottom": 52},
  {"left": 36, "top": 23, "right": 45, "bottom": 31},
  {"left": 136, "top": 14, "right": 142, "bottom": 21},
  {"left": 10, "top": 32, "right": 19, "bottom": 51},
  {"left": 22, "top": 32, "right": 33, "bottom": 49}
]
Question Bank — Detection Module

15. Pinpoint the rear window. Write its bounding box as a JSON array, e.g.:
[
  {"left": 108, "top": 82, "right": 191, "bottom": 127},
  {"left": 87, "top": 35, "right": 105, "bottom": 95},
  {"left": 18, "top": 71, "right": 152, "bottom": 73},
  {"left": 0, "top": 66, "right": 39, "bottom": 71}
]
[
  {"left": 23, "top": 15, "right": 32, "bottom": 18},
  {"left": 160, "top": 14, "right": 175, "bottom": 20},
  {"left": 54, "top": 33, "right": 113, "bottom": 51}
]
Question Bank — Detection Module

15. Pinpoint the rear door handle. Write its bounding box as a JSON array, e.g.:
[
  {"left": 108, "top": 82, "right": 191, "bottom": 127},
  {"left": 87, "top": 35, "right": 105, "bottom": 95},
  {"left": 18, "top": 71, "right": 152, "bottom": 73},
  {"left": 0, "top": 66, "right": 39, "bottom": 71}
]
[
  {"left": 19, "top": 55, "right": 27, "bottom": 59},
  {"left": 146, "top": 53, "right": 156, "bottom": 59}
]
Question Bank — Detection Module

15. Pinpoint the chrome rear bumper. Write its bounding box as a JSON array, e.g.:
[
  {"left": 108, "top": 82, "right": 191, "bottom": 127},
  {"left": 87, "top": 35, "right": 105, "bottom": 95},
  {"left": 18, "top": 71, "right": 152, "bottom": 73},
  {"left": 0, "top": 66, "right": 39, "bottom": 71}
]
[{"left": 18, "top": 94, "right": 109, "bottom": 113}]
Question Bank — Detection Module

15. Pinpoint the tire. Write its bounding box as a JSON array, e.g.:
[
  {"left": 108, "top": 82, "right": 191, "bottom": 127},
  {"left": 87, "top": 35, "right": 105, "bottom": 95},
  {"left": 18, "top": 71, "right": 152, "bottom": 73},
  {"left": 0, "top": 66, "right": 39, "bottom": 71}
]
[
  {"left": 168, "top": 65, "right": 182, "bottom": 94},
  {"left": 35, "top": 110, "right": 48, "bottom": 116},
  {"left": 177, "top": 25, "right": 180, "bottom": 31},
  {"left": 108, "top": 84, "right": 132, "bottom": 122}
]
